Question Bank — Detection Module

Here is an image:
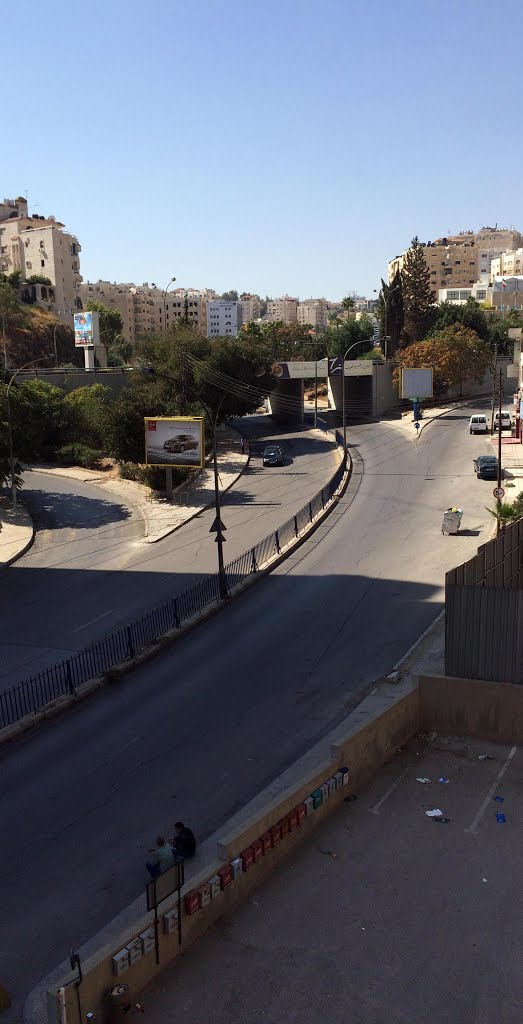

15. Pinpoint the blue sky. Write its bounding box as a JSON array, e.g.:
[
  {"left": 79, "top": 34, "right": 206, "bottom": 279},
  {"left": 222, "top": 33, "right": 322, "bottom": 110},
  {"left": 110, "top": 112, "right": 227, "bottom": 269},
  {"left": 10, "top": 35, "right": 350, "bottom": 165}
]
[{"left": 4, "top": 0, "right": 522, "bottom": 300}]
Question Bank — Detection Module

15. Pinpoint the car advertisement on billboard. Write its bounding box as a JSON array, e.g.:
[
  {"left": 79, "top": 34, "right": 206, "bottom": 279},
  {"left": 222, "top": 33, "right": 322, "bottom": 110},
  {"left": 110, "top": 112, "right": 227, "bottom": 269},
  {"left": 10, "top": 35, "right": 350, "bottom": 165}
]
[
  {"left": 74, "top": 310, "right": 100, "bottom": 347},
  {"left": 144, "top": 416, "right": 204, "bottom": 468}
]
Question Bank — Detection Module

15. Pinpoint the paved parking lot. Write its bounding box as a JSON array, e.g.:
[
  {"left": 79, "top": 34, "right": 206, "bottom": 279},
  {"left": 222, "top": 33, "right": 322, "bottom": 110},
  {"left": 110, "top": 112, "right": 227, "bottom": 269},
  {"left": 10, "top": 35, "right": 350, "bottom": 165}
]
[{"left": 143, "top": 733, "right": 521, "bottom": 1024}]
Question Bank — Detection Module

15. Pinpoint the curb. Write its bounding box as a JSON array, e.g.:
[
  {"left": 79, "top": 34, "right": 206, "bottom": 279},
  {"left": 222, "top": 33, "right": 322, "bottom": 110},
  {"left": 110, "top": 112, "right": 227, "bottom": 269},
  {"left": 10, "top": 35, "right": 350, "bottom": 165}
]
[
  {"left": 0, "top": 450, "right": 351, "bottom": 746},
  {"left": 0, "top": 504, "right": 35, "bottom": 569}
]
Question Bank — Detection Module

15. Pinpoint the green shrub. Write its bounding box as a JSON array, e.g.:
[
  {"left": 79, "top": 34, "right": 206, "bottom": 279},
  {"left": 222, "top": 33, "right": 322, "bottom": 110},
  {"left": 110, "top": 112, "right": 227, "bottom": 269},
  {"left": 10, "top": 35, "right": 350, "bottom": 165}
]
[
  {"left": 118, "top": 462, "right": 187, "bottom": 491},
  {"left": 56, "top": 443, "right": 103, "bottom": 468}
]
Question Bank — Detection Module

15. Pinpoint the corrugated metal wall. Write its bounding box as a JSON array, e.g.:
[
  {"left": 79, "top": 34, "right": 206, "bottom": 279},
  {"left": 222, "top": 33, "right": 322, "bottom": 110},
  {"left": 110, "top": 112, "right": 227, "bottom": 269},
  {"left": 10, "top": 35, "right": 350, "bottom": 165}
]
[{"left": 445, "top": 518, "right": 523, "bottom": 683}]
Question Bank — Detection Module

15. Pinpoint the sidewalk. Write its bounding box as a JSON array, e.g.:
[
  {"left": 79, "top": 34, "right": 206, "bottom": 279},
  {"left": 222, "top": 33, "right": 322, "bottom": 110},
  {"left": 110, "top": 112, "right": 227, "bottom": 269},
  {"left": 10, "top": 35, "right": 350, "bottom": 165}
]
[
  {"left": 490, "top": 433, "right": 523, "bottom": 502},
  {"left": 0, "top": 496, "right": 34, "bottom": 568},
  {"left": 28, "top": 430, "right": 248, "bottom": 544}
]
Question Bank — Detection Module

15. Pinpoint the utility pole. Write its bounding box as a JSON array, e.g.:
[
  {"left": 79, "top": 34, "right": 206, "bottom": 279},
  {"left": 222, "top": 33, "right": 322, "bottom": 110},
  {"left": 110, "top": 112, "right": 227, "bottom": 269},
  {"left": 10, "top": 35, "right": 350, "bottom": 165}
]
[
  {"left": 497, "top": 368, "right": 503, "bottom": 534},
  {"left": 490, "top": 344, "right": 498, "bottom": 434}
]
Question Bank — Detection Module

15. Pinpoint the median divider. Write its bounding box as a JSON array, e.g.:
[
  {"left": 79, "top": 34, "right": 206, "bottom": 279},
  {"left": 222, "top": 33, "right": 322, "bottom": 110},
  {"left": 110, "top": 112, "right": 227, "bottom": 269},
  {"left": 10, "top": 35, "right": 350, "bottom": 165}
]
[
  {"left": 0, "top": 432, "right": 350, "bottom": 742},
  {"left": 28, "top": 677, "right": 418, "bottom": 1024}
]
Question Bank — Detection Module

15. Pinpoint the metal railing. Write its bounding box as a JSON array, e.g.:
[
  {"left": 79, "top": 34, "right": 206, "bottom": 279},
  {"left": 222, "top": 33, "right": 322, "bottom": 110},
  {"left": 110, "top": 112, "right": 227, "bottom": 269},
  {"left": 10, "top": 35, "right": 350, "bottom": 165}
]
[{"left": 0, "top": 440, "right": 348, "bottom": 731}]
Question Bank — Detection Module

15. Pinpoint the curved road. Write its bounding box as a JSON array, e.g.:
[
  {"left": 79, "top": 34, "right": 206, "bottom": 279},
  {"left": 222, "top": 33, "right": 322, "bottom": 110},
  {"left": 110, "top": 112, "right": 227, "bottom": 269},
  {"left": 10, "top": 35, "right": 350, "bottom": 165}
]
[
  {"left": 0, "top": 421, "right": 338, "bottom": 691},
  {"left": 0, "top": 404, "right": 496, "bottom": 1014}
]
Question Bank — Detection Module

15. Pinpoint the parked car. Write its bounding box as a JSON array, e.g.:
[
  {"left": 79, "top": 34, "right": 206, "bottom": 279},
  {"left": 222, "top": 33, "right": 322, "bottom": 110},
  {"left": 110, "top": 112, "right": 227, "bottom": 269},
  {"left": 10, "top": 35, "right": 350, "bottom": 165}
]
[
  {"left": 163, "top": 434, "right": 199, "bottom": 453},
  {"left": 473, "top": 455, "right": 499, "bottom": 480},
  {"left": 493, "top": 411, "right": 513, "bottom": 432},
  {"left": 469, "top": 414, "right": 488, "bottom": 434},
  {"left": 263, "top": 445, "right": 284, "bottom": 466}
]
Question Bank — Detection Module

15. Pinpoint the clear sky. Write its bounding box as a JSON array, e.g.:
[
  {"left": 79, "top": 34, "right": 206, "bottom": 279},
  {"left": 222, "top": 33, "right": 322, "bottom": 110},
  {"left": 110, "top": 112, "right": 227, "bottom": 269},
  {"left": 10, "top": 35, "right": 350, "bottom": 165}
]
[{"left": 3, "top": 0, "right": 522, "bottom": 301}]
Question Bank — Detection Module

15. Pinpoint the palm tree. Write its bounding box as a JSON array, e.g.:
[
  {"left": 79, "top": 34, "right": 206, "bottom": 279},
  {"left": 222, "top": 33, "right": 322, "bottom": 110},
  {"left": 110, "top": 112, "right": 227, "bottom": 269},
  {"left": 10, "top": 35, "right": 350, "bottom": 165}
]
[{"left": 341, "top": 296, "right": 355, "bottom": 312}]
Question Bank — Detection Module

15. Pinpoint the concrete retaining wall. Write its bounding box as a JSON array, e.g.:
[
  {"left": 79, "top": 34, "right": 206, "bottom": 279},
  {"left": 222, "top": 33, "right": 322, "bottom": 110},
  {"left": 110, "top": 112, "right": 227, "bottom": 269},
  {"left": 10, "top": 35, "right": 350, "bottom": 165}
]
[
  {"left": 39, "top": 683, "right": 420, "bottom": 1024},
  {"left": 419, "top": 673, "right": 523, "bottom": 745}
]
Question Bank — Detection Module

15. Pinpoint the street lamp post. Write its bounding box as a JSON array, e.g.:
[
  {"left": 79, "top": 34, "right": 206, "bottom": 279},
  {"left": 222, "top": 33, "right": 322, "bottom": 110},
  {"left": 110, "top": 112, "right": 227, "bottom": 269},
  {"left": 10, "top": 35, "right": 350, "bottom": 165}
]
[
  {"left": 5, "top": 355, "right": 53, "bottom": 516},
  {"left": 141, "top": 366, "right": 230, "bottom": 598},
  {"left": 341, "top": 339, "right": 372, "bottom": 455},
  {"left": 162, "top": 276, "right": 177, "bottom": 330},
  {"left": 1, "top": 312, "right": 6, "bottom": 372},
  {"left": 374, "top": 283, "right": 400, "bottom": 363}
]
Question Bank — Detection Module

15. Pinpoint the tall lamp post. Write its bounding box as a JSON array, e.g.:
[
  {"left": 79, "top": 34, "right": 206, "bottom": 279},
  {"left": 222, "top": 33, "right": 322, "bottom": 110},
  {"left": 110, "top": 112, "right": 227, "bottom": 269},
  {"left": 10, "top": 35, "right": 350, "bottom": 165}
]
[
  {"left": 5, "top": 355, "right": 53, "bottom": 516},
  {"left": 1, "top": 312, "right": 6, "bottom": 372},
  {"left": 342, "top": 339, "right": 372, "bottom": 455},
  {"left": 141, "top": 366, "right": 230, "bottom": 598},
  {"left": 374, "top": 283, "right": 400, "bottom": 363},
  {"left": 162, "top": 276, "right": 177, "bottom": 330}
]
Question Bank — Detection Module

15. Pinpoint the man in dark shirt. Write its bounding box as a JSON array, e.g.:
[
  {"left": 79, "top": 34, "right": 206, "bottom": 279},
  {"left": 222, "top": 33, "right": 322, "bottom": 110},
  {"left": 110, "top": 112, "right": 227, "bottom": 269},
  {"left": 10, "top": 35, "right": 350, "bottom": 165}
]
[{"left": 172, "top": 821, "right": 196, "bottom": 859}]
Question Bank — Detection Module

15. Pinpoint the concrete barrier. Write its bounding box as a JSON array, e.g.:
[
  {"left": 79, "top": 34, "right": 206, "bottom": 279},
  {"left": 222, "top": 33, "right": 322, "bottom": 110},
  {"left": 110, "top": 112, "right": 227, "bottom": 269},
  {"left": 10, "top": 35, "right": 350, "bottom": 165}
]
[
  {"left": 31, "top": 680, "right": 419, "bottom": 1024},
  {"left": 419, "top": 673, "right": 523, "bottom": 745}
]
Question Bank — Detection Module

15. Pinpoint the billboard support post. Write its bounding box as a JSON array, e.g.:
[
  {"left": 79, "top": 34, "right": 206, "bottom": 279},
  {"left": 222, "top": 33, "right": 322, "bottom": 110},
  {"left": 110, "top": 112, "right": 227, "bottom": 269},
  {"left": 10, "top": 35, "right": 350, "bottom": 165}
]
[{"left": 165, "top": 467, "right": 173, "bottom": 500}]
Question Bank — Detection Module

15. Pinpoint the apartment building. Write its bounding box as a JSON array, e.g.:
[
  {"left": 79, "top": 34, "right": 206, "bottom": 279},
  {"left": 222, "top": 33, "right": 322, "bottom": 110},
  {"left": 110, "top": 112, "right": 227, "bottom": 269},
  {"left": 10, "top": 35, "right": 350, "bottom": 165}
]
[
  {"left": 159, "top": 288, "right": 208, "bottom": 334},
  {"left": 266, "top": 296, "right": 298, "bottom": 323},
  {"left": 388, "top": 227, "right": 523, "bottom": 294},
  {"left": 80, "top": 280, "right": 137, "bottom": 346},
  {"left": 490, "top": 249, "right": 523, "bottom": 280},
  {"left": 0, "top": 195, "right": 82, "bottom": 312},
  {"left": 437, "top": 283, "right": 490, "bottom": 305},
  {"left": 438, "top": 277, "right": 523, "bottom": 311},
  {"left": 207, "top": 300, "right": 241, "bottom": 336},
  {"left": 296, "top": 298, "right": 330, "bottom": 330},
  {"left": 80, "top": 282, "right": 210, "bottom": 343},
  {"left": 238, "top": 294, "right": 261, "bottom": 324}
]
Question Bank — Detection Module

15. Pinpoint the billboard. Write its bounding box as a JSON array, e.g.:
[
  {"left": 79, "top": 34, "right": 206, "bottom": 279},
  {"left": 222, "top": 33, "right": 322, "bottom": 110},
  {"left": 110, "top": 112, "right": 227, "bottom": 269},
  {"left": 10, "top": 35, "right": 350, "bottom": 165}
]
[
  {"left": 74, "top": 311, "right": 100, "bottom": 347},
  {"left": 270, "top": 359, "right": 373, "bottom": 379},
  {"left": 144, "top": 416, "right": 204, "bottom": 468},
  {"left": 401, "top": 367, "right": 433, "bottom": 399}
]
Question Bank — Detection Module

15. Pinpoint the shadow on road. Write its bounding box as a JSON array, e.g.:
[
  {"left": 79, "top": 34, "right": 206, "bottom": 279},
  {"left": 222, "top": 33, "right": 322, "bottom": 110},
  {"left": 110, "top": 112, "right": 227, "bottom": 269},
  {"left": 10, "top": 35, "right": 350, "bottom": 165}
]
[{"left": 21, "top": 487, "right": 132, "bottom": 532}]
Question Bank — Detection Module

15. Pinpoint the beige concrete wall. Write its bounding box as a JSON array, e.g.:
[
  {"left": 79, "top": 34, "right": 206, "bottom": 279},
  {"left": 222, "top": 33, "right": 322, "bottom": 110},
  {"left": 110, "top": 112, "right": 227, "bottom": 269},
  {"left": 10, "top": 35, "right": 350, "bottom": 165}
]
[
  {"left": 419, "top": 673, "right": 523, "bottom": 745},
  {"left": 50, "top": 686, "right": 419, "bottom": 1024}
]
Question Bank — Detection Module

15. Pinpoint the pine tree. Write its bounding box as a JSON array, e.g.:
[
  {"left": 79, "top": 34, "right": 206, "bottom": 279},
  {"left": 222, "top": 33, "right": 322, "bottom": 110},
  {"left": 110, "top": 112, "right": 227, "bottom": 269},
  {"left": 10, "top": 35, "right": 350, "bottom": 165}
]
[{"left": 401, "top": 236, "right": 436, "bottom": 345}]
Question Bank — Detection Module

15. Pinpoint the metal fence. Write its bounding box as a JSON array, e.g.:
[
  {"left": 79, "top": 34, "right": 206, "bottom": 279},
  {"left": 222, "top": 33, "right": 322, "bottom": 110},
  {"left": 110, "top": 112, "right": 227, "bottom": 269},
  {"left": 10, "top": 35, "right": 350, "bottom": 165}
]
[
  {"left": 1, "top": 441, "right": 348, "bottom": 730},
  {"left": 445, "top": 516, "right": 523, "bottom": 683}
]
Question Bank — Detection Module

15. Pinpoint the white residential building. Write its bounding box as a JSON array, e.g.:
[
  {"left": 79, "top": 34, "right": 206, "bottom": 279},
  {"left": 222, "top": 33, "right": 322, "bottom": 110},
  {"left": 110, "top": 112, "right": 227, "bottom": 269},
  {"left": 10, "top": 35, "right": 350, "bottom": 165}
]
[
  {"left": 0, "top": 195, "right": 82, "bottom": 313},
  {"left": 207, "top": 300, "right": 242, "bottom": 336},
  {"left": 238, "top": 295, "right": 261, "bottom": 324},
  {"left": 438, "top": 283, "right": 489, "bottom": 305},
  {"left": 266, "top": 296, "right": 298, "bottom": 323},
  {"left": 297, "top": 298, "right": 330, "bottom": 330},
  {"left": 490, "top": 249, "right": 523, "bottom": 280}
]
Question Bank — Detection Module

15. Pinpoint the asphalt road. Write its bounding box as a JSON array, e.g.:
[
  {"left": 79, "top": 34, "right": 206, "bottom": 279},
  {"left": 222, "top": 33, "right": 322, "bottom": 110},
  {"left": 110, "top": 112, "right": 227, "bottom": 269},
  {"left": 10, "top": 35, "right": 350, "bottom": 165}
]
[
  {"left": 0, "top": 403, "right": 497, "bottom": 1015},
  {"left": 0, "top": 420, "right": 338, "bottom": 691}
]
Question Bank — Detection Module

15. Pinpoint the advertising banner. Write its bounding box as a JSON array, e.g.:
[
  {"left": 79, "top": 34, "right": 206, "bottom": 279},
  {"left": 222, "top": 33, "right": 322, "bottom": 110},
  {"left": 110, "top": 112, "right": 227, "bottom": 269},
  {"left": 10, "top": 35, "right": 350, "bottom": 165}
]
[
  {"left": 74, "top": 311, "right": 100, "bottom": 347},
  {"left": 401, "top": 367, "right": 434, "bottom": 399},
  {"left": 271, "top": 359, "right": 373, "bottom": 379},
  {"left": 144, "top": 416, "right": 204, "bottom": 468}
]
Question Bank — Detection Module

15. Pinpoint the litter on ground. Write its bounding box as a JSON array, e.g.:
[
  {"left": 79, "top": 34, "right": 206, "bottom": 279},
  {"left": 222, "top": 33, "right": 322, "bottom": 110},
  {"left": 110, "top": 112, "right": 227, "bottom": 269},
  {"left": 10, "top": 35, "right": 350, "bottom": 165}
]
[
  {"left": 438, "top": 778, "right": 449, "bottom": 784},
  {"left": 478, "top": 754, "right": 494, "bottom": 761},
  {"left": 425, "top": 809, "right": 444, "bottom": 817},
  {"left": 416, "top": 777, "right": 431, "bottom": 784},
  {"left": 433, "top": 817, "right": 451, "bottom": 823},
  {"left": 493, "top": 795, "right": 504, "bottom": 803},
  {"left": 496, "top": 813, "right": 506, "bottom": 823}
]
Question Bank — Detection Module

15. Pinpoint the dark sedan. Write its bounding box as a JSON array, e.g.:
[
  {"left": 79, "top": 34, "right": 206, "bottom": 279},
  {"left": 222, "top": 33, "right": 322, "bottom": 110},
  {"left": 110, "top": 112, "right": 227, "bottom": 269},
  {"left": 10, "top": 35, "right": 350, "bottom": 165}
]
[
  {"left": 473, "top": 455, "right": 499, "bottom": 480},
  {"left": 263, "top": 445, "right": 284, "bottom": 467}
]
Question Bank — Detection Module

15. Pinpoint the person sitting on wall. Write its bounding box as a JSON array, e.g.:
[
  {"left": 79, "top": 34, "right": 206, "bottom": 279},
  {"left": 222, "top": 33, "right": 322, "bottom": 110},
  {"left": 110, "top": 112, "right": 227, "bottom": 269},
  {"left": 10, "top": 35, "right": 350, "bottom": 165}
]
[
  {"left": 172, "top": 821, "right": 196, "bottom": 859},
  {"left": 146, "top": 835, "right": 175, "bottom": 878}
]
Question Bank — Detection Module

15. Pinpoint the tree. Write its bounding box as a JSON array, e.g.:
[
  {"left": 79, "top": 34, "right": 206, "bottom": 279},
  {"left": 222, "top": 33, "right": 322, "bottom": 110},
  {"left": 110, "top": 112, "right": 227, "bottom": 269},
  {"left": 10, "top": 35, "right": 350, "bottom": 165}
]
[
  {"left": 395, "top": 325, "right": 492, "bottom": 396},
  {"left": 86, "top": 300, "right": 123, "bottom": 350},
  {"left": 432, "top": 297, "right": 489, "bottom": 342},
  {"left": 378, "top": 271, "right": 404, "bottom": 356},
  {"left": 341, "top": 296, "right": 355, "bottom": 311},
  {"left": 7, "top": 379, "right": 68, "bottom": 462},
  {"left": 26, "top": 275, "right": 52, "bottom": 286},
  {"left": 63, "top": 384, "right": 112, "bottom": 449},
  {"left": 220, "top": 290, "right": 238, "bottom": 302},
  {"left": 401, "top": 236, "right": 436, "bottom": 345}
]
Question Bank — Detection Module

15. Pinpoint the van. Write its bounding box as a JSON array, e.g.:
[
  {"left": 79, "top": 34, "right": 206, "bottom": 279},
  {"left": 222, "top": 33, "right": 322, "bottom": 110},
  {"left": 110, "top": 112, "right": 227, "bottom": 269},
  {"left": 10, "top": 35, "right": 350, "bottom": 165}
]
[
  {"left": 469, "top": 415, "right": 488, "bottom": 434},
  {"left": 493, "top": 411, "right": 513, "bottom": 432}
]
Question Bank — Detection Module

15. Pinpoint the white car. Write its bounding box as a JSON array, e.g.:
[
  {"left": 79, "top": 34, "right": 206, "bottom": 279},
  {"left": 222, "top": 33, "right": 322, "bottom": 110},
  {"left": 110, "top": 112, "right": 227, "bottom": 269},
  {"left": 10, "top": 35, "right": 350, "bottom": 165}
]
[
  {"left": 493, "top": 411, "right": 513, "bottom": 432},
  {"left": 469, "top": 415, "right": 488, "bottom": 434}
]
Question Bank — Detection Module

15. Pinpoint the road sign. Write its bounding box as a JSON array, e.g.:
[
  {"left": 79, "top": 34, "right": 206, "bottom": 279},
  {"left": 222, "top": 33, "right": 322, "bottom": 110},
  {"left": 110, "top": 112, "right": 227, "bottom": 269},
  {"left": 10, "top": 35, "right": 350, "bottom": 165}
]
[
  {"left": 493, "top": 486, "right": 505, "bottom": 500},
  {"left": 414, "top": 421, "right": 420, "bottom": 432},
  {"left": 210, "top": 516, "right": 227, "bottom": 533}
]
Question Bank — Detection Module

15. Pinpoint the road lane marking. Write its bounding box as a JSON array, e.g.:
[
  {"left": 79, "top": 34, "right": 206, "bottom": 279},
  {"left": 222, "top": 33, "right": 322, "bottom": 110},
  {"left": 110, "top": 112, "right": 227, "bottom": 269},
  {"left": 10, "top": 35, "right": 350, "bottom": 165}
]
[
  {"left": 465, "top": 745, "right": 517, "bottom": 835},
  {"left": 369, "top": 765, "right": 411, "bottom": 815},
  {"left": 72, "top": 609, "right": 114, "bottom": 633}
]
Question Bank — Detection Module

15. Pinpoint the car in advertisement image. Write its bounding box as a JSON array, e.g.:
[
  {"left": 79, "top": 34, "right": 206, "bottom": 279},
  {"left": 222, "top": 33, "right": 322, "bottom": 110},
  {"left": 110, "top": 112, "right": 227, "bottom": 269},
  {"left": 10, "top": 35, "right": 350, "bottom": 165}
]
[
  {"left": 145, "top": 417, "right": 204, "bottom": 467},
  {"left": 163, "top": 434, "right": 199, "bottom": 454}
]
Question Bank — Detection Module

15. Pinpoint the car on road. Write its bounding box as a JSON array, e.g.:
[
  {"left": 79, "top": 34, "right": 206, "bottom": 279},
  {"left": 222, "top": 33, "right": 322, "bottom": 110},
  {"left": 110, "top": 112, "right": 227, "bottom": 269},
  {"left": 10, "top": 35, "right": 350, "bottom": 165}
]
[
  {"left": 263, "top": 444, "right": 284, "bottom": 466},
  {"left": 493, "top": 410, "right": 513, "bottom": 432},
  {"left": 473, "top": 455, "right": 499, "bottom": 480},
  {"left": 163, "top": 434, "right": 199, "bottom": 453},
  {"left": 469, "top": 414, "right": 488, "bottom": 434}
]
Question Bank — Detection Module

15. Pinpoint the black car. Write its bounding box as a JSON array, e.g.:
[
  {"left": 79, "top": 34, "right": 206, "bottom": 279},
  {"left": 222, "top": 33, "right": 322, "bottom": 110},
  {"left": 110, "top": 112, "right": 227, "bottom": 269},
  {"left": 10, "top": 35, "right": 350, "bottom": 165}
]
[
  {"left": 263, "top": 445, "right": 284, "bottom": 467},
  {"left": 473, "top": 455, "right": 499, "bottom": 480}
]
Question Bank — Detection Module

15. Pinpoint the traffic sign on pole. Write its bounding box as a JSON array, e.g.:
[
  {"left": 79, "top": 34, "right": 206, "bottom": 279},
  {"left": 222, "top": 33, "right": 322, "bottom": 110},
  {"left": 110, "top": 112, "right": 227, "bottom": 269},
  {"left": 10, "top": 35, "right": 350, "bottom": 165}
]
[{"left": 493, "top": 486, "right": 505, "bottom": 500}]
